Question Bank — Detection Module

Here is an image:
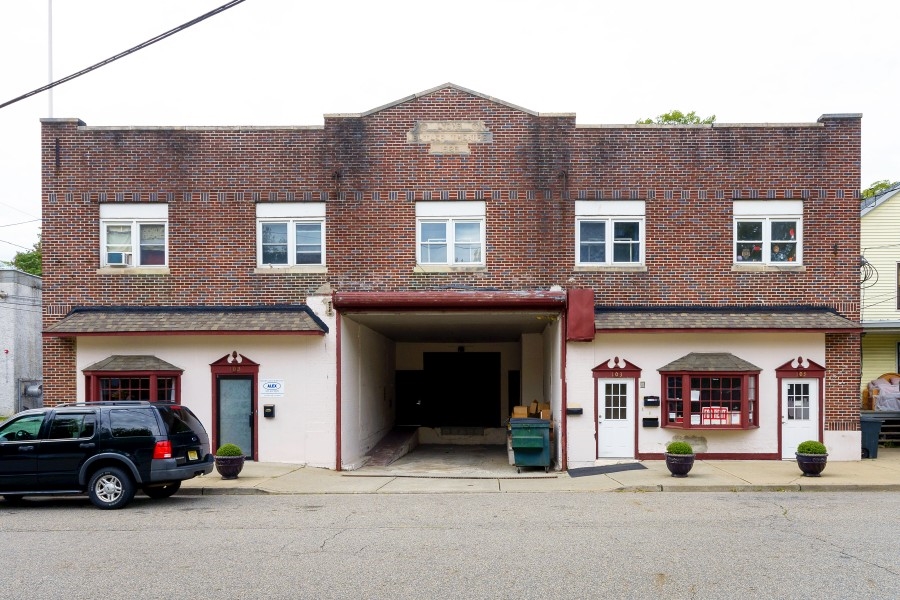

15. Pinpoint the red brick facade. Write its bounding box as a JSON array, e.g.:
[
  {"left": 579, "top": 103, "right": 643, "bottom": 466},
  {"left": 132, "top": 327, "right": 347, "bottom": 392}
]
[{"left": 41, "top": 85, "right": 861, "bottom": 432}]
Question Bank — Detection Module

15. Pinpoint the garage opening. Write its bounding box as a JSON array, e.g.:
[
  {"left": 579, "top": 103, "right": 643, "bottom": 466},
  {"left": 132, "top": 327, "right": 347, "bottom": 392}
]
[{"left": 334, "top": 291, "right": 567, "bottom": 472}]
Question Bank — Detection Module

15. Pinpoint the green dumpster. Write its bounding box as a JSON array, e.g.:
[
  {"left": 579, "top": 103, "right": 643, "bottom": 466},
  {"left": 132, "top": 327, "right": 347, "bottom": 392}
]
[
  {"left": 861, "top": 417, "right": 883, "bottom": 458},
  {"left": 509, "top": 418, "right": 551, "bottom": 473}
]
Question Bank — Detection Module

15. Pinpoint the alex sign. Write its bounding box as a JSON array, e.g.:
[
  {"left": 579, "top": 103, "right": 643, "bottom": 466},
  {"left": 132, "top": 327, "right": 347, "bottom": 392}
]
[{"left": 260, "top": 379, "right": 285, "bottom": 398}]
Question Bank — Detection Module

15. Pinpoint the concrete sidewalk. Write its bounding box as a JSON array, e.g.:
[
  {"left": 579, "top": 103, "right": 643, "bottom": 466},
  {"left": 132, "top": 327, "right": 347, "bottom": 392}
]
[{"left": 180, "top": 447, "right": 900, "bottom": 496}]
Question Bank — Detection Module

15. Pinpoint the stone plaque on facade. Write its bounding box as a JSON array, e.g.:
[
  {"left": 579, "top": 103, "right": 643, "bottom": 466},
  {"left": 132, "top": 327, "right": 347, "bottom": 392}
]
[{"left": 407, "top": 121, "right": 493, "bottom": 155}]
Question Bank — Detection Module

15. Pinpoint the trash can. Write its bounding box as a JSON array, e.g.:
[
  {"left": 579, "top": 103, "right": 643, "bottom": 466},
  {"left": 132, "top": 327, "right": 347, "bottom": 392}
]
[
  {"left": 861, "top": 417, "right": 883, "bottom": 459},
  {"left": 509, "top": 418, "right": 551, "bottom": 473}
]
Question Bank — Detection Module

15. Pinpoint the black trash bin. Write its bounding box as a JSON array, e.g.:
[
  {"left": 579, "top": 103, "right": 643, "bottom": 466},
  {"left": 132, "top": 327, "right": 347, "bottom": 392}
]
[{"left": 861, "top": 417, "right": 883, "bottom": 458}]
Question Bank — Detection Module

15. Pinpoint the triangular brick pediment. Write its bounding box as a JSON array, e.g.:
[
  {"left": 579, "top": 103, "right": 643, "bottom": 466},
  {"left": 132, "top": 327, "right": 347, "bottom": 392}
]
[{"left": 325, "top": 83, "right": 544, "bottom": 119}]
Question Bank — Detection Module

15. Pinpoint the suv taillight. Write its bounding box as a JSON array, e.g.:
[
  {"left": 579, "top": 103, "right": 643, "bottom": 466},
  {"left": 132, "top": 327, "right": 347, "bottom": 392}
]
[{"left": 153, "top": 440, "right": 173, "bottom": 459}]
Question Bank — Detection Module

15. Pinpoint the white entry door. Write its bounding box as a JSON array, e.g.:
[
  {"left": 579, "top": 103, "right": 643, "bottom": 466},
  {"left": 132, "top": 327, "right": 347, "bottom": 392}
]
[
  {"left": 597, "top": 379, "right": 635, "bottom": 458},
  {"left": 781, "top": 379, "right": 819, "bottom": 459}
]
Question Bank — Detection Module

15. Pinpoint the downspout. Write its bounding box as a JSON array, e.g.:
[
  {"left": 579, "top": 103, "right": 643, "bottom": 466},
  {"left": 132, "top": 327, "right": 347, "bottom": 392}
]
[
  {"left": 560, "top": 312, "right": 568, "bottom": 471},
  {"left": 335, "top": 310, "right": 342, "bottom": 471}
]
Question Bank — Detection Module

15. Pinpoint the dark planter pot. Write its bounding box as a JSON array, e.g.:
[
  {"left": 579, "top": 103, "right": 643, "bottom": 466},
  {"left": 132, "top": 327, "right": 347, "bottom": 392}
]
[
  {"left": 665, "top": 453, "right": 695, "bottom": 477},
  {"left": 215, "top": 455, "right": 246, "bottom": 480},
  {"left": 796, "top": 453, "right": 827, "bottom": 477}
]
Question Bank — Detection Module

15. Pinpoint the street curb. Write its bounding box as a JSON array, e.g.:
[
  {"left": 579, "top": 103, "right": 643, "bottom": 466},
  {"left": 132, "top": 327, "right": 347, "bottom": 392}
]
[{"left": 176, "top": 483, "right": 900, "bottom": 496}]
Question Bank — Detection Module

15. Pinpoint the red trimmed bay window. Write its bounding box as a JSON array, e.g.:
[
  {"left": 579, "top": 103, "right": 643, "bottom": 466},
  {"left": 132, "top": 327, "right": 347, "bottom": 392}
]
[
  {"left": 85, "top": 372, "right": 181, "bottom": 403},
  {"left": 662, "top": 372, "right": 759, "bottom": 429}
]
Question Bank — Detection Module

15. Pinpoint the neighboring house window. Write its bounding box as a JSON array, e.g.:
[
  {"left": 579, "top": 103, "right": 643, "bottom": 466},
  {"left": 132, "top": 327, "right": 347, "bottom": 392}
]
[
  {"left": 99, "top": 203, "right": 168, "bottom": 267},
  {"left": 575, "top": 201, "right": 644, "bottom": 266},
  {"left": 256, "top": 203, "right": 326, "bottom": 267},
  {"left": 734, "top": 201, "right": 802, "bottom": 264},
  {"left": 662, "top": 373, "right": 758, "bottom": 429},
  {"left": 896, "top": 264, "right": 900, "bottom": 310},
  {"left": 416, "top": 201, "right": 486, "bottom": 266}
]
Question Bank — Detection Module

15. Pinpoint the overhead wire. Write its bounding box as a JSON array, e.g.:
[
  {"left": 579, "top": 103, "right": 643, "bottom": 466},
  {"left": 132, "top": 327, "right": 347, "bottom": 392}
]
[{"left": 0, "top": 0, "right": 249, "bottom": 110}]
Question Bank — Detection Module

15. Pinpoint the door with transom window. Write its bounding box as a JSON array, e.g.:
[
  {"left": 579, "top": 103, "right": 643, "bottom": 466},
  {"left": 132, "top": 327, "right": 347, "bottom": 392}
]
[{"left": 596, "top": 378, "right": 635, "bottom": 458}]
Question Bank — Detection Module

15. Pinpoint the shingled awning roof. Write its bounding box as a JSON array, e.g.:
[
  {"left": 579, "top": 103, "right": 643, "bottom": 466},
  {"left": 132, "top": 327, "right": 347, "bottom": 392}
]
[
  {"left": 594, "top": 306, "right": 859, "bottom": 332},
  {"left": 659, "top": 352, "right": 761, "bottom": 372},
  {"left": 83, "top": 355, "right": 183, "bottom": 372},
  {"left": 44, "top": 305, "right": 329, "bottom": 338}
]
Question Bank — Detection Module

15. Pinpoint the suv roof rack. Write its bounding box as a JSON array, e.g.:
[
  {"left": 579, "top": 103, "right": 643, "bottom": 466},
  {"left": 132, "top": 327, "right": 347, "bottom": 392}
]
[{"left": 58, "top": 400, "right": 154, "bottom": 407}]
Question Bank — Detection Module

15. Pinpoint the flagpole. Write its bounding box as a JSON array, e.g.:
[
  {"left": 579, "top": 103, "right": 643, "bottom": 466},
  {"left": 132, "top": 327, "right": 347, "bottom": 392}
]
[{"left": 48, "top": 0, "right": 53, "bottom": 117}]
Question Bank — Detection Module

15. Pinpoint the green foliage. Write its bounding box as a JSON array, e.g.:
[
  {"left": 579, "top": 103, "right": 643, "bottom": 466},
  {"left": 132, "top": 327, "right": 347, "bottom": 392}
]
[
  {"left": 636, "top": 109, "right": 716, "bottom": 125},
  {"left": 215, "top": 443, "right": 244, "bottom": 457},
  {"left": 4, "top": 235, "right": 41, "bottom": 276},
  {"left": 666, "top": 440, "right": 694, "bottom": 455},
  {"left": 861, "top": 179, "right": 899, "bottom": 199},
  {"left": 797, "top": 440, "right": 827, "bottom": 454}
]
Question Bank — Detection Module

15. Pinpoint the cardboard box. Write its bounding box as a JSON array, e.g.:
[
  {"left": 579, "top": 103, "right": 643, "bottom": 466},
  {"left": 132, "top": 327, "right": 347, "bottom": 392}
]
[
  {"left": 540, "top": 409, "right": 551, "bottom": 420},
  {"left": 512, "top": 406, "right": 528, "bottom": 418}
]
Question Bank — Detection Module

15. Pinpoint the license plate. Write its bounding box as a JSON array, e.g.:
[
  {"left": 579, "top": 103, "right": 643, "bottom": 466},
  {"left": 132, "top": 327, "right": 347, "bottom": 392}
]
[{"left": 187, "top": 450, "right": 198, "bottom": 461}]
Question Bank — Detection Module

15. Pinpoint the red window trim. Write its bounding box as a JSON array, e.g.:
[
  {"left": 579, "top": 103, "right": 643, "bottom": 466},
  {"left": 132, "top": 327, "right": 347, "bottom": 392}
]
[
  {"left": 83, "top": 370, "right": 183, "bottom": 404},
  {"left": 660, "top": 371, "right": 760, "bottom": 430}
]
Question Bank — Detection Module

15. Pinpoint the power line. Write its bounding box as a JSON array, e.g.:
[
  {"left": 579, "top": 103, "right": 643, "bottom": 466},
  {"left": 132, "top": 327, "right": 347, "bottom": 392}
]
[
  {"left": 0, "top": 0, "right": 249, "bottom": 111},
  {"left": 0, "top": 219, "right": 41, "bottom": 229}
]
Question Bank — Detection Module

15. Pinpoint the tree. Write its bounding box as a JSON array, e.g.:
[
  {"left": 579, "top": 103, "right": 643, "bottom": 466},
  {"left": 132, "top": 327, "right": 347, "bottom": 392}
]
[
  {"left": 636, "top": 109, "right": 716, "bottom": 125},
  {"left": 861, "top": 179, "right": 899, "bottom": 199},
  {"left": 5, "top": 235, "right": 41, "bottom": 276}
]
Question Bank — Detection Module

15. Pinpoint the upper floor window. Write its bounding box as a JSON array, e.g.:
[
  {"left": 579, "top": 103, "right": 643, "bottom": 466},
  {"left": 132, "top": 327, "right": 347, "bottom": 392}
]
[
  {"left": 734, "top": 201, "right": 803, "bottom": 264},
  {"left": 575, "top": 201, "right": 644, "bottom": 266},
  {"left": 256, "top": 203, "right": 326, "bottom": 267},
  {"left": 416, "top": 201, "right": 486, "bottom": 266},
  {"left": 99, "top": 203, "right": 168, "bottom": 267}
]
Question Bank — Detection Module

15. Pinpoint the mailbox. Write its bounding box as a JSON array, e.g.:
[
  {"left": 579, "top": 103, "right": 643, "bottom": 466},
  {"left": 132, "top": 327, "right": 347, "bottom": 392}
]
[{"left": 263, "top": 404, "right": 275, "bottom": 418}]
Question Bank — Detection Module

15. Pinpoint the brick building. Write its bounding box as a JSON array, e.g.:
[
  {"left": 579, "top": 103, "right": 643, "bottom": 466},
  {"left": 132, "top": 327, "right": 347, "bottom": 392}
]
[{"left": 41, "top": 84, "right": 862, "bottom": 469}]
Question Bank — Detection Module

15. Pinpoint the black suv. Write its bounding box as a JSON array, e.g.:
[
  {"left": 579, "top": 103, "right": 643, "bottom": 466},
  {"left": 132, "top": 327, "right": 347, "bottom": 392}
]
[{"left": 0, "top": 401, "right": 214, "bottom": 509}]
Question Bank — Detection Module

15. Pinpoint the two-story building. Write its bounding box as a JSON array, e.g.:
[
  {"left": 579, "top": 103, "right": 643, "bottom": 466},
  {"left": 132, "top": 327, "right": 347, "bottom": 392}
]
[{"left": 41, "top": 84, "right": 862, "bottom": 469}]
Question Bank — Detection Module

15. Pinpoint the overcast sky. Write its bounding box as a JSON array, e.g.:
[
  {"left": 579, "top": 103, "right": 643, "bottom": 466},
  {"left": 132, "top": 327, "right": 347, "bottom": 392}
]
[{"left": 1, "top": 0, "right": 897, "bottom": 263}]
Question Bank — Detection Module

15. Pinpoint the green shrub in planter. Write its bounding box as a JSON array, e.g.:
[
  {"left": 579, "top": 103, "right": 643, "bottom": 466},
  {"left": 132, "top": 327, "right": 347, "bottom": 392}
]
[
  {"left": 796, "top": 440, "right": 827, "bottom": 455},
  {"left": 666, "top": 441, "right": 694, "bottom": 455},
  {"left": 215, "top": 443, "right": 244, "bottom": 457}
]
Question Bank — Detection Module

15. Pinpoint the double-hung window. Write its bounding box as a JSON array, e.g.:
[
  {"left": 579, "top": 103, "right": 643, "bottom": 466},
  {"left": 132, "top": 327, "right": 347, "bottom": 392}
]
[
  {"left": 734, "top": 201, "right": 802, "bottom": 264},
  {"left": 416, "top": 201, "right": 486, "bottom": 266},
  {"left": 575, "top": 201, "right": 644, "bottom": 266},
  {"left": 256, "top": 203, "right": 326, "bottom": 267},
  {"left": 99, "top": 204, "right": 168, "bottom": 267}
]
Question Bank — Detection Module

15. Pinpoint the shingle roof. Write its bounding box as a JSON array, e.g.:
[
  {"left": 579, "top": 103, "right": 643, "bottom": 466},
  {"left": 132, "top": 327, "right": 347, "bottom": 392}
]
[
  {"left": 44, "top": 305, "right": 329, "bottom": 337},
  {"left": 594, "top": 306, "right": 859, "bottom": 332},
  {"left": 83, "top": 355, "right": 183, "bottom": 372},
  {"left": 659, "top": 352, "right": 761, "bottom": 372}
]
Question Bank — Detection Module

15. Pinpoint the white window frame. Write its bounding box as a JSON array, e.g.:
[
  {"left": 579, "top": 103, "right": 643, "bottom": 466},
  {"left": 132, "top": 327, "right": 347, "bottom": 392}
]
[
  {"left": 733, "top": 201, "right": 803, "bottom": 265},
  {"left": 416, "top": 201, "right": 486, "bottom": 267},
  {"left": 99, "top": 204, "right": 168, "bottom": 268},
  {"left": 575, "top": 201, "right": 645, "bottom": 266},
  {"left": 256, "top": 203, "right": 326, "bottom": 267}
]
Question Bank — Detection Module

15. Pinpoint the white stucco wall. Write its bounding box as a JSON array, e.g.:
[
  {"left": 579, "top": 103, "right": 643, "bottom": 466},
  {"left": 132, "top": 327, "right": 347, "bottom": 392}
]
[
  {"left": 339, "top": 316, "right": 396, "bottom": 468},
  {"left": 565, "top": 332, "right": 831, "bottom": 467},
  {"left": 77, "top": 316, "right": 337, "bottom": 467}
]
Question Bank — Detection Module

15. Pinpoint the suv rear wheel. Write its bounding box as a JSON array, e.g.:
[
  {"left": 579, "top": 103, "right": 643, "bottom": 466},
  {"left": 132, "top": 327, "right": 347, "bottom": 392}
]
[
  {"left": 143, "top": 481, "right": 181, "bottom": 499},
  {"left": 88, "top": 467, "right": 136, "bottom": 510}
]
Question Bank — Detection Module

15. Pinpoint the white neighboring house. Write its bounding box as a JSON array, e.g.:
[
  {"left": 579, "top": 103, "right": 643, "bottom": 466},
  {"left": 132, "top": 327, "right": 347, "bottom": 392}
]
[
  {"left": 861, "top": 183, "right": 900, "bottom": 388},
  {"left": 0, "top": 268, "right": 42, "bottom": 416}
]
